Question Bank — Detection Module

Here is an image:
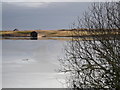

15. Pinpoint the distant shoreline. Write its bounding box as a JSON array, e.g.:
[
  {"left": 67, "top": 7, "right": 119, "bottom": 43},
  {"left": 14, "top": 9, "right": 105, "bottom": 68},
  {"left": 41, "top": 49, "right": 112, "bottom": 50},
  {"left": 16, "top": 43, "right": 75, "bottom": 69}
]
[{"left": 0, "top": 29, "right": 119, "bottom": 40}]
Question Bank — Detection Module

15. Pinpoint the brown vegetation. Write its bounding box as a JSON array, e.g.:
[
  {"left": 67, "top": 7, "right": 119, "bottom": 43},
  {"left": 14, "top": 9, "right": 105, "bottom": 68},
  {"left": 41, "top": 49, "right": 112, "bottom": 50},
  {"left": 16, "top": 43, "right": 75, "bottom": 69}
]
[{"left": 1, "top": 29, "right": 119, "bottom": 38}]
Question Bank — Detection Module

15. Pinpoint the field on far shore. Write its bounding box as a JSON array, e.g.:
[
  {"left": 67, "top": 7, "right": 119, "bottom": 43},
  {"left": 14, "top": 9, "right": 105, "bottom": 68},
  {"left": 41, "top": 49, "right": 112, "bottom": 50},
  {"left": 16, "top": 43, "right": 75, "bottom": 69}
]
[
  {"left": 1, "top": 29, "right": 119, "bottom": 38},
  {"left": 1, "top": 29, "right": 72, "bottom": 37}
]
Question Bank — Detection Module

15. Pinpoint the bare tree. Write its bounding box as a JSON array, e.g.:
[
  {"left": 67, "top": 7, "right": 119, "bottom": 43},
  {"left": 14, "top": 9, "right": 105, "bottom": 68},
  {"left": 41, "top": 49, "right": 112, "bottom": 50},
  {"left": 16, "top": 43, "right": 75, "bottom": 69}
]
[{"left": 59, "top": 2, "right": 120, "bottom": 89}]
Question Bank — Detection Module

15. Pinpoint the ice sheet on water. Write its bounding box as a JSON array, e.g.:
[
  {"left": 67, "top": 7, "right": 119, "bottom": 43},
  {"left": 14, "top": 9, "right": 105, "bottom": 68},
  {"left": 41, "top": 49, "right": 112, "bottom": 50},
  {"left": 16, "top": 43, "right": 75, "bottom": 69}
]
[{"left": 2, "top": 40, "right": 65, "bottom": 88}]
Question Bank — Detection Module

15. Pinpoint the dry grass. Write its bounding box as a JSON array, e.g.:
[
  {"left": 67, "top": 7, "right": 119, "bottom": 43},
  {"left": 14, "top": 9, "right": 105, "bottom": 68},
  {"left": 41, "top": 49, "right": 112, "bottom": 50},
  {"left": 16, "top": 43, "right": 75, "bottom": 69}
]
[{"left": 1, "top": 29, "right": 119, "bottom": 37}]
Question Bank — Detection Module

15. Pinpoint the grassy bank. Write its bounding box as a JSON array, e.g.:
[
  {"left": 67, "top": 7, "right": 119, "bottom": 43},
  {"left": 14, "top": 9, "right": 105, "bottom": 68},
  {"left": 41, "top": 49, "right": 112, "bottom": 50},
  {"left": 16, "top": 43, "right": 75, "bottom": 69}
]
[
  {"left": 0, "top": 30, "right": 70, "bottom": 37},
  {"left": 1, "top": 29, "right": 119, "bottom": 38}
]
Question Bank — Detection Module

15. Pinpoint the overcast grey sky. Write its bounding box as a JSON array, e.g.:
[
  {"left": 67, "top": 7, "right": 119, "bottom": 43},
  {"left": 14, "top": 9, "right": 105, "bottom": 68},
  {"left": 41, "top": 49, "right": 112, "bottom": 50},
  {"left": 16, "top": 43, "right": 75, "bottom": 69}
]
[{"left": 2, "top": 2, "right": 91, "bottom": 30}]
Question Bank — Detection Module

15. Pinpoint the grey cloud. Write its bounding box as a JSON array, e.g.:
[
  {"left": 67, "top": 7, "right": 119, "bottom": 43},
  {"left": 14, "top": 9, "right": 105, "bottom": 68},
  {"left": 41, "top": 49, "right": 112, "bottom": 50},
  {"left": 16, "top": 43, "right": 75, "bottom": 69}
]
[{"left": 2, "top": 2, "right": 91, "bottom": 30}]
